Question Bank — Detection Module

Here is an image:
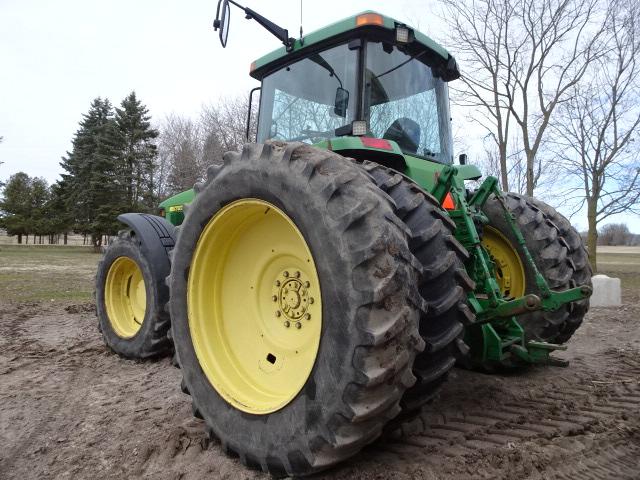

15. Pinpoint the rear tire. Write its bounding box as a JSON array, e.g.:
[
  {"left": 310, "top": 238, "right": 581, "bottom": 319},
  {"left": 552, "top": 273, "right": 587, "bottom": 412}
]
[
  {"left": 95, "top": 230, "right": 172, "bottom": 358},
  {"left": 362, "top": 162, "right": 473, "bottom": 423},
  {"left": 169, "top": 142, "right": 424, "bottom": 476},
  {"left": 524, "top": 197, "right": 592, "bottom": 343},
  {"left": 482, "top": 193, "right": 585, "bottom": 342}
]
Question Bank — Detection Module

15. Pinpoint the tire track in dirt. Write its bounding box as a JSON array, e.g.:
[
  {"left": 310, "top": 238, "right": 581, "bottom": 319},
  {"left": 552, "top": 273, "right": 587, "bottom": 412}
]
[
  {"left": 389, "top": 379, "right": 638, "bottom": 445},
  {"left": 367, "top": 347, "right": 640, "bottom": 479},
  {"left": 550, "top": 433, "right": 640, "bottom": 480}
]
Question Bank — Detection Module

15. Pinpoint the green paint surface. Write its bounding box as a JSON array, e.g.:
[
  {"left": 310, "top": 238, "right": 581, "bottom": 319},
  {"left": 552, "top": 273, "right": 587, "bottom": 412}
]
[{"left": 251, "top": 10, "right": 450, "bottom": 77}]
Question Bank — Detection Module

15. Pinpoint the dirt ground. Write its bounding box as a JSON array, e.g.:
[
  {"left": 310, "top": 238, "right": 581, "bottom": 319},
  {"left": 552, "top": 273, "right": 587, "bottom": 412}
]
[{"left": 0, "top": 246, "right": 638, "bottom": 479}]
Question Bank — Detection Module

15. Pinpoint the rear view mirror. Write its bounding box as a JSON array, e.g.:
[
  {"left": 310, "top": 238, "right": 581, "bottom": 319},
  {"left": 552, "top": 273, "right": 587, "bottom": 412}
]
[
  {"left": 214, "top": 0, "right": 231, "bottom": 47},
  {"left": 334, "top": 87, "right": 349, "bottom": 118}
]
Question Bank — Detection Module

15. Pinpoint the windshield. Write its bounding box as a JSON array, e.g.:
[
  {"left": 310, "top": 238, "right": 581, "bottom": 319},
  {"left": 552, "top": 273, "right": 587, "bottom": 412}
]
[
  {"left": 257, "top": 43, "right": 358, "bottom": 143},
  {"left": 365, "top": 41, "right": 453, "bottom": 164}
]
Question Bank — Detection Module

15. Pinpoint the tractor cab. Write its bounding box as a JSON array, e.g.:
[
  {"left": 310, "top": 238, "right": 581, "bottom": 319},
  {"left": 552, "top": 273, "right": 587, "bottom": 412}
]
[
  {"left": 248, "top": 12, "right": 459, "bottom": 168},
  {"left": 212, "top": 0, "right": 462, "bottom": 173}
]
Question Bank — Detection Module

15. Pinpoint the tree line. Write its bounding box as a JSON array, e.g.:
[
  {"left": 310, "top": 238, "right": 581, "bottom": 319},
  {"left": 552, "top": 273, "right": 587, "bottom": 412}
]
[
  {"left": 0, "top": 93, "right": 251, "bottom": 246},
  {"left": 0, "top": 172, "right": 63, "bottom": 244},
  {"left": 596, "top": 223, "right": 640, "bottom": 246},
  {"left": 1, "top": 92, "right": 158, "bottom": 246}
]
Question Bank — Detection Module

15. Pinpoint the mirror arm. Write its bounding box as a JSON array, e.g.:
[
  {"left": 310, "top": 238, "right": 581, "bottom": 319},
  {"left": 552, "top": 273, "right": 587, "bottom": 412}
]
[{"left": 224, "top": 0, "right": 295, "bottom": 51}]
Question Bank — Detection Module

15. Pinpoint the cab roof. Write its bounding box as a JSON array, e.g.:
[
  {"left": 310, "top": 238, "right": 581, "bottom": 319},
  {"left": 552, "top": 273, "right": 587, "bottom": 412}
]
[{"left": 249, "top": 10, "right": 453, "bottom": 80}]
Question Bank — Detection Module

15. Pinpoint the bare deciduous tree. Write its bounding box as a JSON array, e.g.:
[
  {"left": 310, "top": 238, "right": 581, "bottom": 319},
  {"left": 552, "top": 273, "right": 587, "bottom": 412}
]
[
  {"left": 200, "top": 94, "right": 257, "bottom": 166},
  {"left": 599, "top": 223, "right": 633, "bottom": 246},
  {"left": 156, "top": 114, "right": 203, "bottom": 197},
  {"left": 478, "top": 131, "right": 543, "bottom": 194},
  {"left": 550, "top": 0, "right": 640, "bottom": 268},
  {"left": 439, "top": 0, "right": 607, "bottom": 195},
  {"left": 155, "top": 93, "right": 257, "bottom": 198}
]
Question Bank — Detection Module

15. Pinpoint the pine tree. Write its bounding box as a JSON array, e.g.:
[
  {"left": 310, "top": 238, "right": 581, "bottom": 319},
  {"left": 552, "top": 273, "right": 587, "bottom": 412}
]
[
  {"left": 29, "top": 177, "right": 50, "bottom": 244},
  {"left": 47, "top": 180, "right": 74, "bottom": 244},
  {"left": 114, "top": 92, "right": 159, "bottom": 212},
  {"left": 0, "top": 172, "right": 32, "bottom": 243},
  {"left": 60, "top": 98, "right": 125, "bottom": 247}
]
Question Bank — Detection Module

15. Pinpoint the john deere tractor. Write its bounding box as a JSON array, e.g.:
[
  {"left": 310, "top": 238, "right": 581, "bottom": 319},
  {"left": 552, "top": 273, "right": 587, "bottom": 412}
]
[{"left": 95, "top": 2, "right": 592, "bottom": 476}]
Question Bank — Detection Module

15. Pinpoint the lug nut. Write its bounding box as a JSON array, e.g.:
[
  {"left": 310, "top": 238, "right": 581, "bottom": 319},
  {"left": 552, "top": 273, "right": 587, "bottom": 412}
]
[
  {"left": 305, "top": 313, "right": 311, "bottom": 320},
  {"left": 295, "top": 322, "right": 302, "bottom": 329},
  {"left": 283, "top": 271, "right": 289, "bottom": 277},
  {"left": 295, "top": 271, "right": 301, "bottom": 278},
  {"left": 309, "top": 297, "right": 314, "bottom": 304},
  {"left": 272, "top": 295, "right": 277, "bottom": 302},
  {"left": 275, "top": 311, "right": 281, "bottom": 317},
  {"left": 275, "top": 280, "right": 281, "bottom": 287},
  {"left": 284, "top": 320, "right": 290, "bottom": 328},
  {"left": 304, "top": 281, "right": 310, "bottom": 288}
]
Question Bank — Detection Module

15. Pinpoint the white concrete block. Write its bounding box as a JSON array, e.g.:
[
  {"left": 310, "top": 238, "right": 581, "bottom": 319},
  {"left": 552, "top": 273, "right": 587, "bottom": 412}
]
[{"left": 590, "top": 274, "right": 622, "bottom": 307}]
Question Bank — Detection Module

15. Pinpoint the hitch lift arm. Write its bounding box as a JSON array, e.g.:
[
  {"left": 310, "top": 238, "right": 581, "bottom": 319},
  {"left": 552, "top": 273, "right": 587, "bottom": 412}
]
[{"left": 432, "top": 166, "right": 592, "bottom": 367}]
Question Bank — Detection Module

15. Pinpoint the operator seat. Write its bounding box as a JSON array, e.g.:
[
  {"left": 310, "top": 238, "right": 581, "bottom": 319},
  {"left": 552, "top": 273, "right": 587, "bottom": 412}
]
[{"left": 383, "top": 117, "right": 421, "bottom": 154}]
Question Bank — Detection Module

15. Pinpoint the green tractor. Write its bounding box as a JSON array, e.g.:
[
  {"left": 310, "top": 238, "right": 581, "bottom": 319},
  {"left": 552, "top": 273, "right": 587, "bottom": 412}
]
[{"left": 95, "top": 2, "right": 592, "bottom": 476}]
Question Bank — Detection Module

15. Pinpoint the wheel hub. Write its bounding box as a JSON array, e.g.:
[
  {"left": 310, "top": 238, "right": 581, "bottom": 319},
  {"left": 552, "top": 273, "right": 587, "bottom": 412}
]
[{"left": 274, "top": 270, "right": 314, "bottom": 327}]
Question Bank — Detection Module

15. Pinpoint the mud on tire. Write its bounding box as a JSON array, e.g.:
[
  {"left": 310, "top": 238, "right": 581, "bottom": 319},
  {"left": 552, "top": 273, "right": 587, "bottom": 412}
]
[
  {"left": 362, "top": 162, "right": 473, "bottom": 423},
  {"left": 169, "top": 142, "right": 425, "bottom": 476}
]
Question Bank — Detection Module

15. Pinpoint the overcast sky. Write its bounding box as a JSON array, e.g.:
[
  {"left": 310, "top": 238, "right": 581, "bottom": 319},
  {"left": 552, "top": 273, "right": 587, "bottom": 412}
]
[{"left": 1, "top": 0, "right": 637, "bottom": 232}]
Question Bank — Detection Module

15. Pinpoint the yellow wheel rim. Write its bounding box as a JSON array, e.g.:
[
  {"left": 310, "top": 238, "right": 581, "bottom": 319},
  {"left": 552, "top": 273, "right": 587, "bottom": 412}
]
[
  {"left": 482, "top": 226, "right": 526, "bottom": 299},
  {"left": 104, "top": 257, "right": 147, "bottom": 338},
  {"left": 187, "top": 199, "right": 322, "bottom": 415}
]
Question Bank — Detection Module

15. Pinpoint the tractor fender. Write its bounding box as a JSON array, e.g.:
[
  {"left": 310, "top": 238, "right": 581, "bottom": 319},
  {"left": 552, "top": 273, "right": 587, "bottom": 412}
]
[
  {"left": 456, "top": 164, "right": 483, "bottom": 181},
  {"left": 117, "top": 213, "right": 176, "bottom": 280}
]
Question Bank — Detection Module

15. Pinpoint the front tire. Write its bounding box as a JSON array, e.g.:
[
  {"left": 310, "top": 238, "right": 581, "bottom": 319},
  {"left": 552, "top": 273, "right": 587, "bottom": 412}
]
[
  {"left": 95, "top": 230, "right": 172, "bottom": 358},
  {"left": 169, "top": 142, "right": 424, "bottom": 476}
]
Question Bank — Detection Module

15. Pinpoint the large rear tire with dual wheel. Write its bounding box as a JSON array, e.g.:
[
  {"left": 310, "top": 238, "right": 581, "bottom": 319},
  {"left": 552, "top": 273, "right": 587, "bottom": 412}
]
[
  {"left": 168, "top": 142, "right": 426, "bottom": 476},
  {"left": 481, "top": 192, "right": 590, "bottom": 344},
  {"left": 362, "top": 162, "right": 473, "bottom": 429}
]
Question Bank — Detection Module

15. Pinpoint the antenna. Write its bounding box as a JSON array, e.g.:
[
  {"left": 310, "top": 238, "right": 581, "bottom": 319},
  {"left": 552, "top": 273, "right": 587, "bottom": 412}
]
[{"left": 299, "top": 0, "right": 304, "bottom": 43}]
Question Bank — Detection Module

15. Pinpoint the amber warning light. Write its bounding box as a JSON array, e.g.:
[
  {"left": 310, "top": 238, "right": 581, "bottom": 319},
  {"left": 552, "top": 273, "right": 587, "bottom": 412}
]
[{"left": 356, "top": 13, "right": 384, "bottom": 27}]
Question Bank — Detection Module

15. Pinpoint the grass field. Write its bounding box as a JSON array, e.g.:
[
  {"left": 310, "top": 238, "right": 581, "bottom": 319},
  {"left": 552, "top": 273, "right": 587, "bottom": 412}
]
[
  {"left": 0, "top": 233, "right": 93, "bottom": 246},
  {"left": 0, "top": 244, "right": 637, "bottom": 304},
  {"left": 0, "top": 245, "right": 100, "bottom": 303},
  {"left": 596, "top": 246, "right": 640, "bottom": 300}
]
